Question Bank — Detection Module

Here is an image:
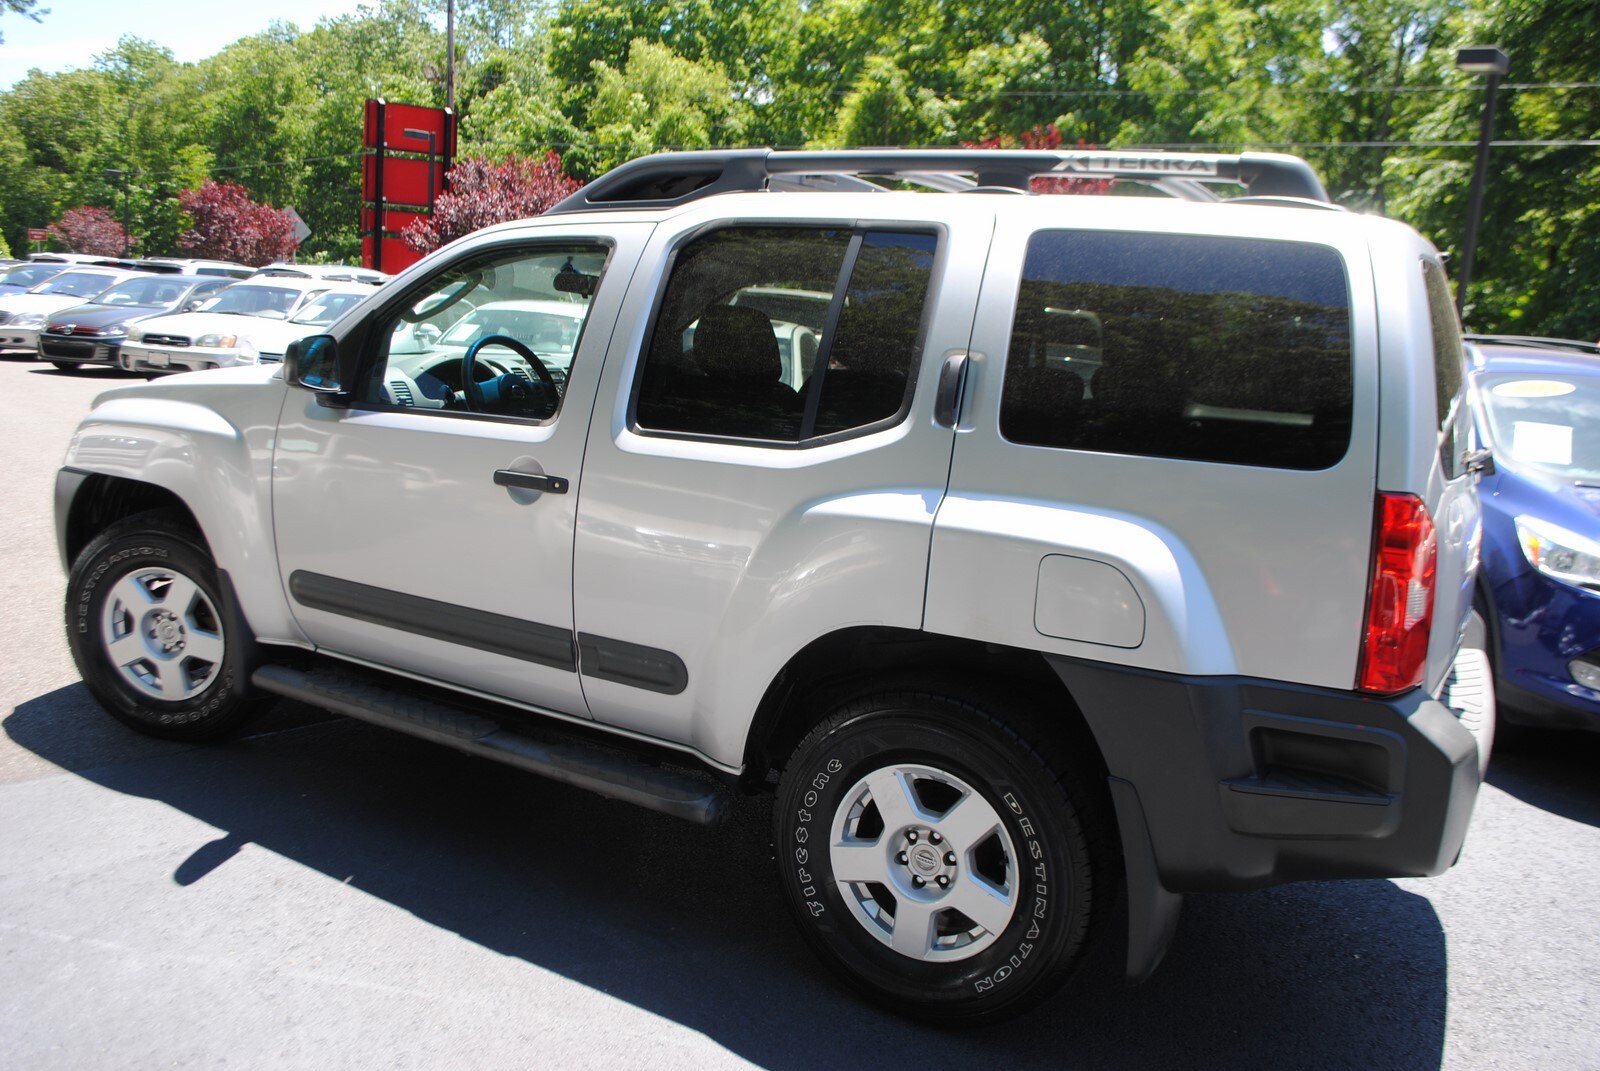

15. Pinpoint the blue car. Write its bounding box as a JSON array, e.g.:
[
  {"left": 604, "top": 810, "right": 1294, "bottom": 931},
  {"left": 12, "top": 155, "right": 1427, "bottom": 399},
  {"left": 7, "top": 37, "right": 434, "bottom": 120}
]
[{"left": 1469, "top": 335, "right": 1600, "bottom": 734}]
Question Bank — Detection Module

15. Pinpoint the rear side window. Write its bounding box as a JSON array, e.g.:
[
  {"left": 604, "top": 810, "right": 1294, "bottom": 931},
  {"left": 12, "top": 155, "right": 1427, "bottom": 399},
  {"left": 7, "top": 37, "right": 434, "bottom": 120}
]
[
  {"left": 1000, "top": 231, "right": 1353, "bottom": 470},
  {"left": 1422, "top": 258, "right": 1465, "bottom": 430},
  {"left": 635, "top": 226, "right": 937, "bottom": 443}
]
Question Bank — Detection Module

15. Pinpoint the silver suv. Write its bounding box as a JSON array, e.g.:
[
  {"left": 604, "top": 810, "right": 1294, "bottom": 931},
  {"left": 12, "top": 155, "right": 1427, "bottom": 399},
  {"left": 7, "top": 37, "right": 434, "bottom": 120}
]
[{"left": 56, "top": 149, "right": 1489, "bottom": 1024}]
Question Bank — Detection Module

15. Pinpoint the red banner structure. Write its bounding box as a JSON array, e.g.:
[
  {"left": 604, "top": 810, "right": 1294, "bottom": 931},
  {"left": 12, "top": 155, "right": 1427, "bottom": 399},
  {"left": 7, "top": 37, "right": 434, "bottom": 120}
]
[{"left": 362, "top": 99, "right": 456, "bottom": 274}]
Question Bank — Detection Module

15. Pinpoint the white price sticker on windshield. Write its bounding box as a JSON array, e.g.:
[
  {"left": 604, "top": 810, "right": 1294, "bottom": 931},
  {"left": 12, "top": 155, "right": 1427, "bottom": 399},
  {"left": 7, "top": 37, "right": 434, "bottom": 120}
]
[{"left": 1511, "top": 420, "right": 1573, "bottom": 466}]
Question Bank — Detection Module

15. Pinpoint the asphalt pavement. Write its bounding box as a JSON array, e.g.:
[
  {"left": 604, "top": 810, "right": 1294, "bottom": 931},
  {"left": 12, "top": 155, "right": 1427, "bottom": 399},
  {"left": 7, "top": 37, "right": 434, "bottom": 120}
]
[{"left": 3, "top": 354, "right": 1598, "bottom": 1069}]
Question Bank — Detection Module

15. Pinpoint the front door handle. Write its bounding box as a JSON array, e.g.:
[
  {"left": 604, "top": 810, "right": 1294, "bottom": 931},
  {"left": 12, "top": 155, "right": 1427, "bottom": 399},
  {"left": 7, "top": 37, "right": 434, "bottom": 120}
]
[{"left": 493, "top": 469, "right": 569, "bottom": 494}]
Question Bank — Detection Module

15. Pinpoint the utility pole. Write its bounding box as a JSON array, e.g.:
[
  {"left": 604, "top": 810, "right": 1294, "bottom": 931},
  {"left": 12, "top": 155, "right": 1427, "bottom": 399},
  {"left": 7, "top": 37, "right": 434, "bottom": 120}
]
[
  {"left": 1454, "top": 46, "right": 1511, "bottom": 320},
  {"left": 446, "top": 0, "right": 456, "bottom": 114},
  {"left": 103, "top": 168, "right": 131, "bottom": 256}
]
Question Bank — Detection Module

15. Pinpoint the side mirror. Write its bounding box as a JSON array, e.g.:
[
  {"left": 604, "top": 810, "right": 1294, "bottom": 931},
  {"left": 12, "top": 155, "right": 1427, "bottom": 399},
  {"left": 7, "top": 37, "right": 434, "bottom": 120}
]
[{"left": 285, "top": 335, "right": 344, "bottom": 397}]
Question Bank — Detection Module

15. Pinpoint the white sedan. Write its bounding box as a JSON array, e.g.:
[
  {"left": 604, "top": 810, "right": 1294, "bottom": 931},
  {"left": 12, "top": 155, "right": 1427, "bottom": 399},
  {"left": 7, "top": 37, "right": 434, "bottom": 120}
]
[{"left": 120, "top": 277, "right": 344, "bottom": 374}]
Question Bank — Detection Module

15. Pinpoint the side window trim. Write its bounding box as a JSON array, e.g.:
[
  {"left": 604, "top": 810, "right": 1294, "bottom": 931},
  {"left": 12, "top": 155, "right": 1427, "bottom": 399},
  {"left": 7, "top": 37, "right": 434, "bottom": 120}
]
[{"left": 798, "top": 232, "right": 864, "bottom": 437}]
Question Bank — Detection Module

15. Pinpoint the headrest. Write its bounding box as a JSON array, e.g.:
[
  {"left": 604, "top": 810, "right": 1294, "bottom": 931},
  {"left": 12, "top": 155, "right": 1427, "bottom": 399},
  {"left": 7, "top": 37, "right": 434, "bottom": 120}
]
[{"left": 693, "top": 304, "right": 781, "bottom": 381}]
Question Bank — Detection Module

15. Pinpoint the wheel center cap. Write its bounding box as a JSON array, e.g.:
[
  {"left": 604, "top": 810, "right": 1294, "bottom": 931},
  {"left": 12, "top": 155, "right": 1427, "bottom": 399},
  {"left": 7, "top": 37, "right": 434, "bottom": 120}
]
[
  {"left": 151, "top": 612, "right": 183, "bottom": 649},
  {"left": 909, "top": 843, "right": 942, "bottom": 875}
]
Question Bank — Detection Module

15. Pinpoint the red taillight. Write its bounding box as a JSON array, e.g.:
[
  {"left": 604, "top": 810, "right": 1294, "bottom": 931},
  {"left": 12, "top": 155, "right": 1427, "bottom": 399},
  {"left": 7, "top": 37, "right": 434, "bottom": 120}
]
[{"left": 1358, "top": 492, "right": 1437, "bottom": 693}]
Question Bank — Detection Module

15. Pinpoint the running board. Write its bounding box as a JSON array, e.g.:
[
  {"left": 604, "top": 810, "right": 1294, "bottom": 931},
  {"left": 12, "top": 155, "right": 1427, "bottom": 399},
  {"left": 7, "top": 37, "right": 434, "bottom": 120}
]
[{"left": 251, "top": 663, "right": 730, "bottom": 825}]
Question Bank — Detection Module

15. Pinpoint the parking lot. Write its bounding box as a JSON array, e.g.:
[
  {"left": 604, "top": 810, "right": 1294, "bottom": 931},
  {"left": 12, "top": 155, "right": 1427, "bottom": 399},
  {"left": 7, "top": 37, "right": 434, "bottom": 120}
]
[{"left": 3, "top": 354, "right": 1599, "bottom": 1070}]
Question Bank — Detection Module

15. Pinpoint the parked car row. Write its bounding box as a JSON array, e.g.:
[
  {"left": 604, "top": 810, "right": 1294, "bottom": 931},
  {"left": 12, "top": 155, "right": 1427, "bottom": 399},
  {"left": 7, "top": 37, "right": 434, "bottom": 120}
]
[{"left": 0, "top": 256, "right": 385, "bottom": 374}]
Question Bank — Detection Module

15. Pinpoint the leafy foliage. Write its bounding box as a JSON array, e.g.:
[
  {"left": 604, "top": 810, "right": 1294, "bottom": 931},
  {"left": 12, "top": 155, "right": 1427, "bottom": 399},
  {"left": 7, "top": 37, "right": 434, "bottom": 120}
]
[
  {"left": 177, "top": 180, "right": 299, "bottom": 265},
  {"left": 0, "top": 0, "right": 1595, "bottom": 337},
  {"left": 0, "top": 0, "right": 46, "bottom": 43},
  {"left": 47, "top": 205, "right": 126, "bottom": 256},
  {"left": 401, "top": 152, "right": 581, "bottom": 254},
  {"left": 965, "top": 124, "right": 1117, "bottom": 195}
]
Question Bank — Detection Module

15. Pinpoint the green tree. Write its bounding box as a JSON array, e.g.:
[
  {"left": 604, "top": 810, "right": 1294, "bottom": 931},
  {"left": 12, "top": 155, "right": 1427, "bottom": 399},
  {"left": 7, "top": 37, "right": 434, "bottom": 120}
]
[
  {"left": 0, "top": 0, "right": 46, "bottom": 42},
  {"left": 1390, "top": 0, "right": 1600, "bottom": 334},
  {"left": 582, "top": 38, "right": 750, "bottom": 172},
  {"left": 820, "top": 55, "right": 954, "bottom": 147}
]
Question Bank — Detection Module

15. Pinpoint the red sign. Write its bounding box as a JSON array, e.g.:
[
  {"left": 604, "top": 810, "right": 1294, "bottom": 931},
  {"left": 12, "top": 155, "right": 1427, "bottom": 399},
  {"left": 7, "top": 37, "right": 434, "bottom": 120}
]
[
  {"left": 362, "top": 155, "right": 447, "bottom": 209},
  {"left": 382, "top": 102, "right": 455, "bottom": 156},
  {"left": 361, "top": 207, "right": 429, "bottom": 236},
  {"left": 27, "top": 228, "right": 48, "bottom": 241},
  {"left": 362, "top": 234, "right": 424, "bottom": 275},
  {"left": 362, "top": 99, "right": 455, "bottom": 273}
]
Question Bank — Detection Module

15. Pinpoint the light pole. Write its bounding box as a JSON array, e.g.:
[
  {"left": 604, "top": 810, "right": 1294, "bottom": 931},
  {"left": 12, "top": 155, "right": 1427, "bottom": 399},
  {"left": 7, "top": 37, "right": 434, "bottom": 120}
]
[
  {"left": 446, "top": 0, "right": 456, "bottom": 114},
  {"left": 404, "top": 127, "right": 438, "bottom": 215},
  {"left": 1454, "top": 45, "right": 1510, "bottom": 319},
  {"left": 103, "top": 167, "right": 131, "bottom": 256}
]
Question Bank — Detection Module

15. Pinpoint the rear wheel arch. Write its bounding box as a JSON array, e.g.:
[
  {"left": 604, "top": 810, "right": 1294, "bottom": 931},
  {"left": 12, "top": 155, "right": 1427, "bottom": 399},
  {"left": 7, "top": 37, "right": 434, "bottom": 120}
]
[{"left": 743, "top": 627, "right": 1111, "bottom": 795}]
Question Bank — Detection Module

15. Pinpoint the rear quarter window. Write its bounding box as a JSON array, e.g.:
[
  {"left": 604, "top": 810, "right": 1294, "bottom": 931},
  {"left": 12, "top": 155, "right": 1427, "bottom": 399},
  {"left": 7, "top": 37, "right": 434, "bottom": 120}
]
[{"left": 1000, "top": 231, "right": 1353, "bottom": 470}]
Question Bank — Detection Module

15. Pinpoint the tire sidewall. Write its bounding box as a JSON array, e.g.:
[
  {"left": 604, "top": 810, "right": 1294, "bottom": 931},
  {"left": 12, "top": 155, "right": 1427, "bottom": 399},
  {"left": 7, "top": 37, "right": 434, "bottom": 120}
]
[
  {"left": 66, "top": 522, "right": 247, "bottom": 739},
  {"left": 775, "top": 700, "right": 1092, "bottom": 1020}
]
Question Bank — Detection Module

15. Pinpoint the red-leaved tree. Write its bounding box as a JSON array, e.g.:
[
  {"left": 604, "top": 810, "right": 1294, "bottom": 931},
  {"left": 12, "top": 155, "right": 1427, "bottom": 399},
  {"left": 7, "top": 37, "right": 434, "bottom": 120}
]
[
  {"left": 178, "top": 180, "right": 299, "bottom": 266},
  {"left": 965, "top": 124, "right": 1116, "bottom": 196},
  {"left": 48, "top": 206, "right": 128, "bottom": 257},
  {"left": 402, "top": 153, "right": 582, "bottom": 255}
]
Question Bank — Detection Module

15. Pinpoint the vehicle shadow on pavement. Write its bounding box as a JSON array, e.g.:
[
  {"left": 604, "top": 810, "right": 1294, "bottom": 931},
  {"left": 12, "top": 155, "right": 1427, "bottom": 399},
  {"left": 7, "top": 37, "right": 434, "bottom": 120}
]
[
  {"left": 1485, "top": 730, "right": 1600, "bottom": 828},
  {"left": 6, "top": 687, "right": 1448, "bottom": 1071}
]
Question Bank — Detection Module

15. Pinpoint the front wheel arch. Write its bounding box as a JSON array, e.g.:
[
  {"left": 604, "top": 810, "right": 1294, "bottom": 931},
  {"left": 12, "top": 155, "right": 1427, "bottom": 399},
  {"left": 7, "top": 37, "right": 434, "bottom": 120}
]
[{"left": 61, "top": 473, "right": 202, "bottom": 569}]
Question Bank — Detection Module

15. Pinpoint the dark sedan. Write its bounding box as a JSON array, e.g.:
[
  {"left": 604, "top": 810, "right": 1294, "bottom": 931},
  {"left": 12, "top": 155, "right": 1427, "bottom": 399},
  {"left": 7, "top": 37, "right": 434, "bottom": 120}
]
[{"left": 38, "top": 274, "right": 234, "bottom": 370}]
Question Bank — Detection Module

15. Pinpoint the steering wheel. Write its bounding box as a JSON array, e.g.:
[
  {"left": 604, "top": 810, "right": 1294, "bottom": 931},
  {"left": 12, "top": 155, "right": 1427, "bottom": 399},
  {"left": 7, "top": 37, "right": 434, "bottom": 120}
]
[{"left": 461, "top": 333, "right": 559, "bottom": 413}]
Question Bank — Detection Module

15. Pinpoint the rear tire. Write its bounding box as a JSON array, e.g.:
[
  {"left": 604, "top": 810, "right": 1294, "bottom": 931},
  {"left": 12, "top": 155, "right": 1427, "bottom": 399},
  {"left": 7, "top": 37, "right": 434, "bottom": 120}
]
[
  {"left": 773, "top": 691, "right": 1105, "bottom": 1024},
  {"left": 65, "top": 510, "right": 266, "bottom": 741}
]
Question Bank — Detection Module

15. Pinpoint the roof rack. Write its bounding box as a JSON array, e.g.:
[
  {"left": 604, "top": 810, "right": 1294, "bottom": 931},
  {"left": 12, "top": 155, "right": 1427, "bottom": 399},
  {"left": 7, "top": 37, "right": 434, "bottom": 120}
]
[{"left": 547, "top": 148, "right": 1331, "bottom": 215}]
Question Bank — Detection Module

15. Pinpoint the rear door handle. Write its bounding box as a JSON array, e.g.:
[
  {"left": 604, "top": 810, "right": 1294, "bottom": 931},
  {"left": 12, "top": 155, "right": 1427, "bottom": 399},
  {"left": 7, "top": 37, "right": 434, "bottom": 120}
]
[
  {"left": 493, "top": 469, "right": 569, "bottom": 494},
  {"left": 935, "top": 352, "right": 970, "bottom": 427}
]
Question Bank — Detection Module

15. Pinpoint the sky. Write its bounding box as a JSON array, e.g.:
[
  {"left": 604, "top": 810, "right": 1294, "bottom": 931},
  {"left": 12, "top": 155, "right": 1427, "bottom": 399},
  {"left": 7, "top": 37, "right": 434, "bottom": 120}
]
[{"left": 0, "top": 0, "right": 374, "bottom": 89}]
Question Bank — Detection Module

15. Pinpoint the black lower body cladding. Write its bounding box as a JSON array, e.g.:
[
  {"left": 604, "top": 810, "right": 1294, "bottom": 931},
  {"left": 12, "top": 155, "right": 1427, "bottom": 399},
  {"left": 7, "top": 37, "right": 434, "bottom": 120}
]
[{"left": 1047, "top": 656, "right": 1481, "bottom": 892}]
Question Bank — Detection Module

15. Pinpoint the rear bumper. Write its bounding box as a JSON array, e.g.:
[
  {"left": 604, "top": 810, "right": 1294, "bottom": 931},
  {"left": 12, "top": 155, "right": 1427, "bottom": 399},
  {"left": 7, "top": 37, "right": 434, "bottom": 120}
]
[{"left": 1048, "top": 656, "right": 1480, "bottom": 892}]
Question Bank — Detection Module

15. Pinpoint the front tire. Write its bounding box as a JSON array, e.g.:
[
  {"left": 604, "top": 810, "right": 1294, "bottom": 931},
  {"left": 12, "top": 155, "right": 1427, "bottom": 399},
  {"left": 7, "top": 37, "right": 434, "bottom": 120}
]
[
  {"left": 65, "top": 510, "right": 264, "bottom": 741},
  {"left": 774, "top": 691, "right": 1105, "bottom": 1024}
]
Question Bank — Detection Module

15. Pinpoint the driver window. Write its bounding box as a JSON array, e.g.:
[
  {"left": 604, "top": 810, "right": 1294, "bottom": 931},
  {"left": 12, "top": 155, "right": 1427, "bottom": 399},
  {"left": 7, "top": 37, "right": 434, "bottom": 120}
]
[{"left": 361, "top": 244, "right": 608, "bottom": 422}]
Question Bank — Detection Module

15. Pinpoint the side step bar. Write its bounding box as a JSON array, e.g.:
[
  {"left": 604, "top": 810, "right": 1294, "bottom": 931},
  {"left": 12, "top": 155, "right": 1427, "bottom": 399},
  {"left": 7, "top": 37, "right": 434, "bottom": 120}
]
[{"left": 252, "top": 663, "right": 730, "bottom": 826}]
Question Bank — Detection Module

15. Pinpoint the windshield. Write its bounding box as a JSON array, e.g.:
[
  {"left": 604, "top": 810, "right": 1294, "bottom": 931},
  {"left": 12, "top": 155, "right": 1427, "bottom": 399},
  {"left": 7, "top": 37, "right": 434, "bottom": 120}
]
[
  {"left": 1480, "top": 371, "right": 1600, "bottom": 483},
  {"left": 290, "top": 291, "right": 367, "bottom": 326},
  {"left": 94, "top": 277, "right": 190, "bottom": 308},
  {"left": 38, "top": 271, "right": 119, "bottom": 297},
  {"left": 441, "top": 307, "right": 584, "bottom": 357},
  {"left": 203, "top": 285, "right": 304, "bottom": 316},
  {"left": 1, "top": 264, "right": 65, "bottom": 289}
]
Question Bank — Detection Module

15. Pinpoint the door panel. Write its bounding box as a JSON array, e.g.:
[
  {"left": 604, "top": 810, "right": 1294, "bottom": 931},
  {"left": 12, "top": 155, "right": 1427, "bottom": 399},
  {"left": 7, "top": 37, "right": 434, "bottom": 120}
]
[
  {"left": 929, "top": 200, "right": 1383, "bottom": 689},
  {"left": 571, "top": 204, "right": 992, "bottom": 767},
  {"left": 271, "top": 225, "right": 651, "bottom": 714}
]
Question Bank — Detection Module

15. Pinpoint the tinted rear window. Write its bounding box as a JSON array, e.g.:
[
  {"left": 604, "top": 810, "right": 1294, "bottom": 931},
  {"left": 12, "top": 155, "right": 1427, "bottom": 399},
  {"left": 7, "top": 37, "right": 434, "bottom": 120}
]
[{"left": 1000, "top": 231, "right": 1353, "bottom": 470}]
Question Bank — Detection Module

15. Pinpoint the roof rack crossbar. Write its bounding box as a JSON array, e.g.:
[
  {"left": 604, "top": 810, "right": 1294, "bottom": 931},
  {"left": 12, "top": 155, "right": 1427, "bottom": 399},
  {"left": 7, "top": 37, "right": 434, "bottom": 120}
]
[{"left": 548, "top": 148, "right": 1329, "bottom": 214}]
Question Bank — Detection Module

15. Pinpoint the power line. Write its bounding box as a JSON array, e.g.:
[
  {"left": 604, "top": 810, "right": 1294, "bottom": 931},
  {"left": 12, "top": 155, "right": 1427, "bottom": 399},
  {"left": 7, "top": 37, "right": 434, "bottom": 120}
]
[{"left": 814, "top": 81, "right": 1600, "bottom": 99}]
